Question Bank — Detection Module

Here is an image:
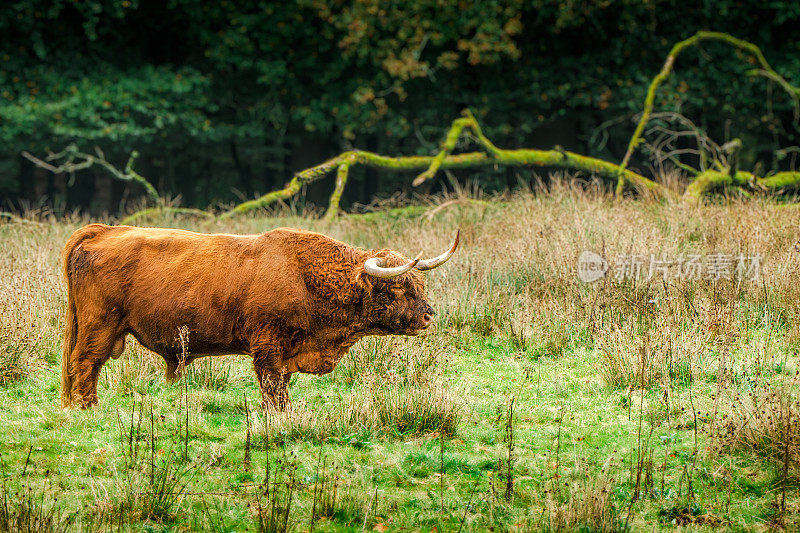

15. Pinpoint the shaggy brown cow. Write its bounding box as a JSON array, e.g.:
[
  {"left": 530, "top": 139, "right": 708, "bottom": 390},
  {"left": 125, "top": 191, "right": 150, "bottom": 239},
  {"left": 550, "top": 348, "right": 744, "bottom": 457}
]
[{"left": 61, "top": 224, "right": 459, "bottom": 409}]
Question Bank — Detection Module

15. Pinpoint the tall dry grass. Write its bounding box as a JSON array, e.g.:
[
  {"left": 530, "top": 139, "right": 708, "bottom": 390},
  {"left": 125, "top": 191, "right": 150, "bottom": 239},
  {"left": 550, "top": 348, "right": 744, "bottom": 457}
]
[
  {"left": 2, "top": 178, "right": 800, "bottom": 475},
  {"left": 0, "top": 222, "right": 70, "bottom": 383}
]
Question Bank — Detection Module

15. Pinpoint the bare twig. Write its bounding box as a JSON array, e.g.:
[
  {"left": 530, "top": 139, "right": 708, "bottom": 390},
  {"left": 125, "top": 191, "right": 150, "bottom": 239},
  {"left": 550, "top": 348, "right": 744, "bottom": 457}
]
[{"left": 22, "top": 145, "right": 159, "bottom": 204}]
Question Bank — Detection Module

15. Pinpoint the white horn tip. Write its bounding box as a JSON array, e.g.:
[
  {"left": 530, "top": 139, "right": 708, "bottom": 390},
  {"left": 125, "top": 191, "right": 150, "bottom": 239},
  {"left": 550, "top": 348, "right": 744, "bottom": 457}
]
[{"left": 415, "top": 229, "right": 461, "bottom": 271}]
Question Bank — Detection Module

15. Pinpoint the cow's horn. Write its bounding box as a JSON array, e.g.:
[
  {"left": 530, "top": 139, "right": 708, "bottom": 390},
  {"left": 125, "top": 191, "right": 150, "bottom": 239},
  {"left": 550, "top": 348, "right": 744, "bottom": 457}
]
[
  {"left": 416, "top": 230, "right": 460, "bottom": 271},
  {"left": 364, "top": 254, "right": 420, "bottom": 279}
]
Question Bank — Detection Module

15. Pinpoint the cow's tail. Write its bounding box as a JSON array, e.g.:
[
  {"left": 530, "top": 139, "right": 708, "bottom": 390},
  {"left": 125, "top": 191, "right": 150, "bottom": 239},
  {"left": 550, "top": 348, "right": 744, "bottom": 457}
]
[
  {"left": 61, "top": 224, "right": 110, "bottom": 407},
  {"left": 61, "top": 279, "right": 78, "bottom": 407}
]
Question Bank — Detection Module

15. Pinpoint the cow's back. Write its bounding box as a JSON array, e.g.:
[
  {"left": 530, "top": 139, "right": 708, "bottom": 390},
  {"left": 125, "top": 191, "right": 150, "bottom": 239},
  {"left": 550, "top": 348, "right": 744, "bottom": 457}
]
[{"left": 65, "top": 225, "right": 308, "bottom": 356}]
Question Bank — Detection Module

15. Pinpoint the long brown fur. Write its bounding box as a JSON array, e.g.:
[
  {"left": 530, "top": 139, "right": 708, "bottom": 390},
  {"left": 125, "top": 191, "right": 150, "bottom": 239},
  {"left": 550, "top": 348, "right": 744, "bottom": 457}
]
[{"left": 61, "top": 225, "right": 438, "bottom": 409}]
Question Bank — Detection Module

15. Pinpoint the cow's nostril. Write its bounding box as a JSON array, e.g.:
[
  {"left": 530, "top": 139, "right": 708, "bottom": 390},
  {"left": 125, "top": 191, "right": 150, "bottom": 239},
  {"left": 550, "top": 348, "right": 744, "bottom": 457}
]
[{"left": 422, "top": 313, "right": 433, "bottom": 325}]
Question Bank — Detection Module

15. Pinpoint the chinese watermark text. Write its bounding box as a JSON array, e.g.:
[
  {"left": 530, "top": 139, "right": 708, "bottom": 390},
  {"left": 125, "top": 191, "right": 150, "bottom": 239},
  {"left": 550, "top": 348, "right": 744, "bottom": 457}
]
[{"left": 577, "top": 252, "right": 761, "bottom": 282}]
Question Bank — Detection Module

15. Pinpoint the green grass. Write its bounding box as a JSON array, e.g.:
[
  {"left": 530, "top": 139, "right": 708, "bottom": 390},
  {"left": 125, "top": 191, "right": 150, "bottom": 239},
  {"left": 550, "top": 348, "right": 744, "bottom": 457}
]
[{"left": 1, "top": 185, "right": 799, "bottom": 531}]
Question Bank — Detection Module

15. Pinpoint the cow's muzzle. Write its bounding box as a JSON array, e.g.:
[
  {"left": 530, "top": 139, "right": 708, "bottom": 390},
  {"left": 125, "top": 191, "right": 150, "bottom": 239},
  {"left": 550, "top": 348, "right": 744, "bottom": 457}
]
[{"left": 420, "top": 305, "right": 435, "bottom": 328}]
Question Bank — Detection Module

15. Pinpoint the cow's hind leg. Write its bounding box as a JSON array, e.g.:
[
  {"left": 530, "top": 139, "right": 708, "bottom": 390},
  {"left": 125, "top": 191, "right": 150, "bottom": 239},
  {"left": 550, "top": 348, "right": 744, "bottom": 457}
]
[{"left": 70, "top": 320, "right": 121, "bottom": 408}]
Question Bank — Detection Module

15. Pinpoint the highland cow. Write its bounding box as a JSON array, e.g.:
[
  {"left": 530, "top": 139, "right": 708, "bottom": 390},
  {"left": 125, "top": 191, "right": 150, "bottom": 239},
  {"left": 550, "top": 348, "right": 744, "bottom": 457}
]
[{"left": 60, "top": 224, "right": 459, "bottom": 409}]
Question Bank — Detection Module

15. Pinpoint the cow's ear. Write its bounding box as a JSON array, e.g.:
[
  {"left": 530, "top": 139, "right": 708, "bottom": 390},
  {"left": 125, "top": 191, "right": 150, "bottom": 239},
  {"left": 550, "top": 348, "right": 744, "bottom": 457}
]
[{"left": 355, "top": 269, "right": 373, "bottom": 295}]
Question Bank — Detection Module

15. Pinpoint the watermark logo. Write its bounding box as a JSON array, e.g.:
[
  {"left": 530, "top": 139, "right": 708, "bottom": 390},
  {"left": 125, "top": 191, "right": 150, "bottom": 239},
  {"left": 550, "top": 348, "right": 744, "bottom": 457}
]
[
  {"left": 577, "top": 251, "right": 761, "bottom": 282},
  {"left": 577, "top": 251, "right": 609, "bottom": 282}
]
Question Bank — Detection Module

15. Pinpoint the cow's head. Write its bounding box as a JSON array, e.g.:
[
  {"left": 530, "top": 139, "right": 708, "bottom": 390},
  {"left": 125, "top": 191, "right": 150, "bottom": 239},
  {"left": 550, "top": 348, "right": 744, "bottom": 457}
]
[{"left": 360, "top": 231, "right": 460, "bottom": 335}]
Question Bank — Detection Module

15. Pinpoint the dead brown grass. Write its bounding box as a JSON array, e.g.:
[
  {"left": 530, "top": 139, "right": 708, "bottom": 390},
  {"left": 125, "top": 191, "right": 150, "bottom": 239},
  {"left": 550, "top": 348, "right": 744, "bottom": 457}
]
[{"left": 709, "top": 379, "right": 800, "bottom": 477}]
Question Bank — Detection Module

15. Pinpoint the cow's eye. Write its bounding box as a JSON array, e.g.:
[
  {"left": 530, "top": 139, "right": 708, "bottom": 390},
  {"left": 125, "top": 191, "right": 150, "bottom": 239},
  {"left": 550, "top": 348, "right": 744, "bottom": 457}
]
[{"left": 389, "top": 285, "right": 405, "bottom": 299}]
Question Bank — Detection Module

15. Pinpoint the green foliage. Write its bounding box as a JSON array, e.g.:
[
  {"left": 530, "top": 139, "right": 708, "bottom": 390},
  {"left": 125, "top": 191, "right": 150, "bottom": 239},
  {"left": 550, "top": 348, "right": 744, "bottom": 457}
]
[{"left": 1, "top": 1, "right": 799, "bottom": 209}]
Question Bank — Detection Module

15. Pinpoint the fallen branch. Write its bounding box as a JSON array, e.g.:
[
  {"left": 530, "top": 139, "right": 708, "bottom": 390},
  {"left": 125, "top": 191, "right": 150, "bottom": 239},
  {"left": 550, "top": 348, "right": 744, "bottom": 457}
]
[
  {"left": 222, "top": 110, "right": 667, "bottom": 219},
  {"left": 411, "top": 109, "right": 502, "bottom": 186},
  {"left": 617, "top": 31, "right": 800, "bottom": 195},
  {"left": 681, "top": 168, "right": 800, "bottom": 204},
  {"left": 324, "top": 161, "right": 351, "bottom": 219},
  {"left": 414, "top": 109, "right": 665, "bottom": 195},
  {"left": 682, "top": 170, "right": 752, "bottom": 202}
]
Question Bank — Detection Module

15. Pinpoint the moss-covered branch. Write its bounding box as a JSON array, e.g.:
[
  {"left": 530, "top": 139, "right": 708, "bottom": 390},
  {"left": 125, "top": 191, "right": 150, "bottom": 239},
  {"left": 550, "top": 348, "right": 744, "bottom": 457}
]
[
  {"left": 324, "top": 162, "right": 351, "bottom": 220},
  {"left": 414, "top": 109, "right": 664, "bottom": 195},
  {"left": 682, "top": 169, "right": 800, "bottom": 203},
  {"left": 223, "top": 110, "right": 668, "bottom": 218},
  {"left": 617, "top": 31, "right": 800, "bottom": 195},
  {"left": 680, "top": 137, "right": 800, "bottom": 203},
  {"left": 221, "top": 146, "right": 667, "bottom": 217},
  {"left": 221, "top": 94, "right": 799, "bottom": 214},
  {"left": 411, "top": 109, "right": 502, "bottom": 186}
]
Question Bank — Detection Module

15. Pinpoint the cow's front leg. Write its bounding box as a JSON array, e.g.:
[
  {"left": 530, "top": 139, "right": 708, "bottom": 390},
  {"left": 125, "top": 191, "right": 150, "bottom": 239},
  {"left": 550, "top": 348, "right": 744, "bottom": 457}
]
[
  {"left": 255, "top": 366, "right": 291, "bottom": 411},
  {"left": 252, "top": 340, "right": 291, "bottom": 411}
]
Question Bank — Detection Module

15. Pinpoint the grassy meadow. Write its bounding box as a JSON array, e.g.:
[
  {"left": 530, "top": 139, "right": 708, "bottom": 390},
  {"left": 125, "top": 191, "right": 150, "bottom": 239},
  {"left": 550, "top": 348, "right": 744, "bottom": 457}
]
[{"left": 1, "top": 180, "right": 799, "bottom": 531}]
